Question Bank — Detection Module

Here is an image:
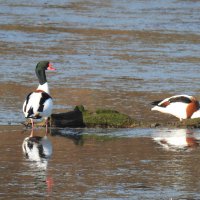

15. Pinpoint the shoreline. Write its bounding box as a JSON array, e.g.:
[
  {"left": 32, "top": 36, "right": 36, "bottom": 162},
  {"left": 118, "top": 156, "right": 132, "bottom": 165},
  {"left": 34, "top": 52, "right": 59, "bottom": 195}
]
[{"left": 2, "top": 82, "right": 200, "bottom": 129}]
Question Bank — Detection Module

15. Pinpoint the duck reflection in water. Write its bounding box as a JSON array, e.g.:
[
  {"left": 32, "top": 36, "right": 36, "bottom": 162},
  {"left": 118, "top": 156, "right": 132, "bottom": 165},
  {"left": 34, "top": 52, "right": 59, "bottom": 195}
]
[
  {"left": 22, "top": 129, "right": 53, "bottom": 192},
  {"left": 153, "top": 129, "right": 200, "bottom": 151}
]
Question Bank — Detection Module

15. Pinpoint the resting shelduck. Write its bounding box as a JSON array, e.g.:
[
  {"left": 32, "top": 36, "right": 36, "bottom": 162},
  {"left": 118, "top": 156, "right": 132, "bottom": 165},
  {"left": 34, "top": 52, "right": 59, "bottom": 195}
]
[
  {"left": 23, "top": 61, "right": 55, "bottom": 134},
  {"left": 151, "top": 94, "right": 200, "bottom": 121}
]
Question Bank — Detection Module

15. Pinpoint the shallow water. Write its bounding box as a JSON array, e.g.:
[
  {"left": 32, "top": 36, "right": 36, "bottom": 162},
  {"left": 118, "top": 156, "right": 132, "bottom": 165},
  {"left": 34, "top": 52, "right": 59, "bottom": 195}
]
[
  {"left": 1, "top": 126, "right": 200, "bottom": 199},
  {"left": 1, "top": 0, "right": 200, "bottom": 92}
]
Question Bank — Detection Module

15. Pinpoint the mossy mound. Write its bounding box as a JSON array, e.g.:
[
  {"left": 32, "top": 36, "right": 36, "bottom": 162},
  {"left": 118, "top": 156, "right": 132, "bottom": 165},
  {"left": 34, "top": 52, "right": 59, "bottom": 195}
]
[
  {"left": 50, "top": 105, "right": 139, "bottom": 128},
  {"left": 82, "top": 108, "right": 138, "bottom": 128}
]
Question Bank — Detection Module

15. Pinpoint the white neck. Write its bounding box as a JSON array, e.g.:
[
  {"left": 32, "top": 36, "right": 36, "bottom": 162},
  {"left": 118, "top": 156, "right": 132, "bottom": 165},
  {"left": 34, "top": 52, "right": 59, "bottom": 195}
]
[{"left": 37, "top": 82, "right": 50, "bottom": 94}]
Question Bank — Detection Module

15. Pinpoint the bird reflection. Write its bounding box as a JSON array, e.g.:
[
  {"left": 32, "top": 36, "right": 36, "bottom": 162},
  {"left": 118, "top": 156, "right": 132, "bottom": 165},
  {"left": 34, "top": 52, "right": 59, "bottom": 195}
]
[
  {"left": 22, "top": 133, "right": 52, "bottom": 163},
  {"left": 153, "top": 129, "right": 200, "bottom": 151},
  {"left": 22, "top": 130, "right": 53, "bottom": 193}
]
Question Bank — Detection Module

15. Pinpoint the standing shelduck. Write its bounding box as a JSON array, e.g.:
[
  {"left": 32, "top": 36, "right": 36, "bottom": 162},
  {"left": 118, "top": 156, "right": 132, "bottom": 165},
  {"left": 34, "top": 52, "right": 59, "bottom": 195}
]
[
  {"left": 151, "top": 94, "right": 200, "bottom": 121},
  {"left": 23, "top": 61, "right": 55, "bottom": 134}
]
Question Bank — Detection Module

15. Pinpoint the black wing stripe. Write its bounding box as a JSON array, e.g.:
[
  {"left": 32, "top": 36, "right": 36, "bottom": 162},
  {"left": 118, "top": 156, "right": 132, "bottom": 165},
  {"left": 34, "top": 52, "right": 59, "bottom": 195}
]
[
  {"left": 24, "top": 92, "right": 33, "bottom": 112},
  {"left": 169, "top": 96, "right": 192, "bottom": 104},
  {"left": 38, "top": 144, "right": 46, "bottom": 158},
  {"left": 38, "top": 92, "right": 52, "bottom": 112},
  {"left": 27, "top": 107, "right": 34, "bottom": 118}
]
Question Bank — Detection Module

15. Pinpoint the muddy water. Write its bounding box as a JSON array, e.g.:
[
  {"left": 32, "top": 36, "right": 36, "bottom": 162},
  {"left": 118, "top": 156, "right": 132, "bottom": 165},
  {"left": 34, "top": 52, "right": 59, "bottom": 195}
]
[
  {"left": 1, "top": 1, "right": 200, "bottom": 199},
  {"left": 0, "top": 126, "right": 200, "bottom": 199}
]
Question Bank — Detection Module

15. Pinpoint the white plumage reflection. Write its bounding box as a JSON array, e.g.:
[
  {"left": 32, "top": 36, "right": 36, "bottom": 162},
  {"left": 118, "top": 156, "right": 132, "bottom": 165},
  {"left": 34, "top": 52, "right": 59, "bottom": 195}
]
[
  {"left": 22, "top": 134, "right": 53, "bottom": 169},
  {"left": 22, "top": 131, "right": 54, "bottom": 192},
  {"left": 152, "top": 129, "right": 200, "bottom": 151}
]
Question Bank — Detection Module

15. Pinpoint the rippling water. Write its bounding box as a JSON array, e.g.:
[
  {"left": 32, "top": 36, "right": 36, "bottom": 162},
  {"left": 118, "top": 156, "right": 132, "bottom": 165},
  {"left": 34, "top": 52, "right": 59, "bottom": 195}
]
[
  {"left": 1, "top": 0, "right": 200, "bottom": 93},
  {"left": 1, "top": 127, "right": 200, "bottom": 199}
]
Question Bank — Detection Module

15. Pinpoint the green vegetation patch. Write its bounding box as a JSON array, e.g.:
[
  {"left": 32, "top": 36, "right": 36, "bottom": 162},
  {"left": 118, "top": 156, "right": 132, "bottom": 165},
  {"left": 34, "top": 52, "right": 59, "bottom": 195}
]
[{"left": 76, "top": 107, "right": 138, "bottom": 128}]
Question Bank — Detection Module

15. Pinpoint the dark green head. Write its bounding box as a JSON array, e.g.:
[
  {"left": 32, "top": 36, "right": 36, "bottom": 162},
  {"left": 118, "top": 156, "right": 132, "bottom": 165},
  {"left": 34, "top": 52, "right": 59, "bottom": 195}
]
[{"left": 35, "top": 61, "right": 55, "bottom": 85}]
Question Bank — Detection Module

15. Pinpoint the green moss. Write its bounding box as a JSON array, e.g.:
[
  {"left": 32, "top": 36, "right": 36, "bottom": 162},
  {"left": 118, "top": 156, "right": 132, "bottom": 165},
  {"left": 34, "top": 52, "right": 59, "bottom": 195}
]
[
  {"left": 74, "top": 105, "right": 85, "bottom": 112},
  {"left": 82, "top": 108, "right": 138, "bottom": 128}
]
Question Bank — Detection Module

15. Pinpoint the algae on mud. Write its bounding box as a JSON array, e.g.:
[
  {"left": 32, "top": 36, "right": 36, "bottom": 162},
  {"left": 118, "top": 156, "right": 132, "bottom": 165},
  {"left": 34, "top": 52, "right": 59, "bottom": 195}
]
[{"left": 82, "top": 108, "right": 138, "bottom": 128}]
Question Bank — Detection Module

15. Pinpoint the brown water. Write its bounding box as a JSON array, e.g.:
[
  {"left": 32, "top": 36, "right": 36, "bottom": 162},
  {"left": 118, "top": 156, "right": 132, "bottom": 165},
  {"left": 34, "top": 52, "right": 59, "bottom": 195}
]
[
  {"left": 1, "top": 1, "right": 200, "bottom": 199},
  {"left": 1, "top": 126, "right": 200, "bottom": 199}
]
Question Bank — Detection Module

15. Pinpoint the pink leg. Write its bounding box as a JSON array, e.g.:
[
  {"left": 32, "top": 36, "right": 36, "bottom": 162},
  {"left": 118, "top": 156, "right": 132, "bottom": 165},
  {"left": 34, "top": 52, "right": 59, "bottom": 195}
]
[
  {"left": 45, "top": 119, "right": 49, "bottom": 136},
  {"left": 31, "top": 119, "right": 34, "bottom": 130},
  {"left": 30, "top": 119, "right": 34, "bottom": 137},
  {"left": 30, "top": 129, "right": 34, "bottom": 137}
]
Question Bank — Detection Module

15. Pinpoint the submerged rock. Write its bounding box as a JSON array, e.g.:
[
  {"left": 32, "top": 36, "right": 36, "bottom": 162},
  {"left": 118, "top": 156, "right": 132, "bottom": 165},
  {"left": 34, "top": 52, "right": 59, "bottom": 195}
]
[{"left": 51, "top": 109, "right": 85, "bottom": 128}]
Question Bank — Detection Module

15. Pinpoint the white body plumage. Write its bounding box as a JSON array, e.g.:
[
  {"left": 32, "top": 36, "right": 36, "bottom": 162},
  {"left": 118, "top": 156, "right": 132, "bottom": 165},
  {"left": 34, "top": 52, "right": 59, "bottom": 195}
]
[
  {"left": 23, "top": 89, "right": 53, "bottom": 120},
  {"left": 151, "top": 95, "right": 200, "bottom": 121}
]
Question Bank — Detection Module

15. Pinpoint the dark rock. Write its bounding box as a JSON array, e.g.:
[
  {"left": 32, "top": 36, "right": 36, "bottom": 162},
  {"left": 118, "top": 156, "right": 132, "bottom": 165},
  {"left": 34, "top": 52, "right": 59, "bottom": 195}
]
[{"left": 51, "top": 109, "right": 85, "bottom": 128}]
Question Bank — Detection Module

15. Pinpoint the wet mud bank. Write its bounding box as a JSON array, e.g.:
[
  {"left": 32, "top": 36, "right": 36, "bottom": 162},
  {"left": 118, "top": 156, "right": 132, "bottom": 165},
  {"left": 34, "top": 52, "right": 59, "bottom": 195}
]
[
  {"left": 23, "top": 105, "right": 200, "bottom": 129},
  {"left": 2, "top": 82, "right": 200, "bottom": 129}
]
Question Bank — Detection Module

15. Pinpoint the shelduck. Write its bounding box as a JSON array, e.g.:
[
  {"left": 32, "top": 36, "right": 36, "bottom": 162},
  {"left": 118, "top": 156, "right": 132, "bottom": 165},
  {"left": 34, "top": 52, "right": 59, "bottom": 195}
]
[
  {"left": 23, "top": 61, "right": 55, "bottom": 134},
  {"left": 151, "top": 94, "right": 200, "bottom": 121}
]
